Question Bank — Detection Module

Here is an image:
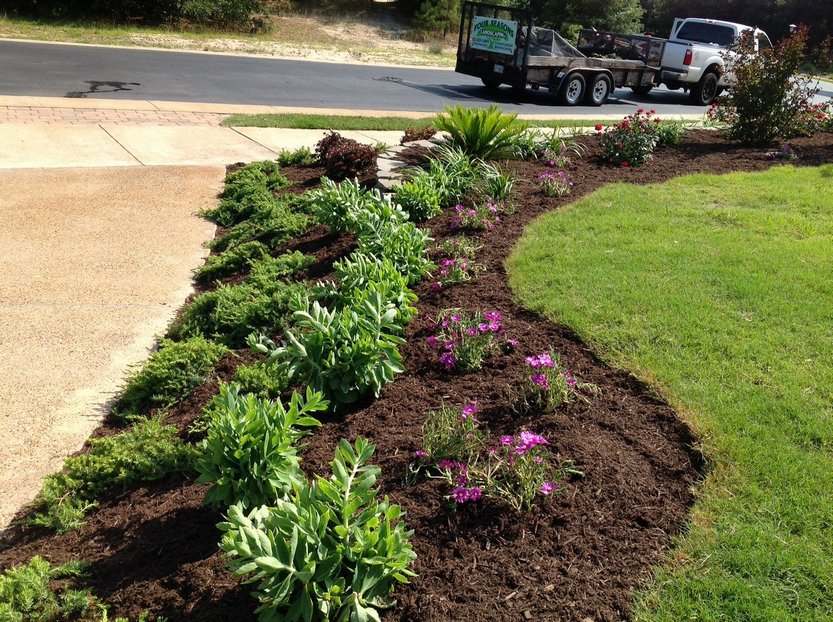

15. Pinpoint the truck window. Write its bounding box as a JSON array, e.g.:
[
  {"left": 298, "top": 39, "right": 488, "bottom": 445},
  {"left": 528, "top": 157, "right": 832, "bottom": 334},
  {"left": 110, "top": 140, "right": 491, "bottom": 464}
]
[
  {"left": 676, "top": 22, "right": 735, "bottom": 47},
  {"left": 756, "top": 32, "right": 772, "bottom": 49}
]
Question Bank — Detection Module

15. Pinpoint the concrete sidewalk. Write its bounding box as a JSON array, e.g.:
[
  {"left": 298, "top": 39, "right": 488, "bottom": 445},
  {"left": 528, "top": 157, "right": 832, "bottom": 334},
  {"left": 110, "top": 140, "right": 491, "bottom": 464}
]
[
  {"left": 0, "top": 97, "right": 408, "bottom": 168},
  {"left": 1, "top": 97, "right": 402, "bottom": 528}
]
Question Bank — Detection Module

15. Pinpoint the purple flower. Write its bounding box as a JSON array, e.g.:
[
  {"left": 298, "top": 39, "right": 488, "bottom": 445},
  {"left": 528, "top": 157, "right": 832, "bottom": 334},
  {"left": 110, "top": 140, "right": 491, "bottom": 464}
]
[
  {"left": 452, "top": 487, "right": 469, "bottom": 503},
  {"left": 516, "top": 431, "right": 549, "bottom": 455},
  {"left": 531, "top": 373, "right": 549, "bottom": 390},
  {"left": 488, "top": 320, "right": 501, "bottom": 332},
  {"left": 415, "top": 450, "right": 428, "bottom": 459},
  {"left": 426, "top": 335, "right": 438, "bottom": 347},
  {"left": 506, "top": 338, "right": 520, "bottom": 348},
  {"left": 467, "top": 486, "right": 482, "bottom": 502},
  {"left": 431, "top": 281, "right": 442, "bottom": 291},
  {"left": 443, "top": 341, "right": 454, "bottom": 351},
  {"left": 465, "top": 327, "right": 477, "bottom": 336},
  {"left": 540, "top": 481, "right": 558, "bottom": 495},
  {"left": 461, "top": 403, "right": 478, "bottom": 419},
  {"left": 484, "top": 312, "right": 502, "bottom": 321},
  {"left": 438, "top": 459, "right": 455, "bottom": 470},
  {"left": 439, "top": 352, "right": 457, "bottom": 370},
  {"left": 450, "top": 314, "right": 461, "bottom": 323},
  {"left": 478, "top": 323, "right": 490, "bottom": 333},
  {"left": 500, "top": 435, "right": 514, "bottom": 446}
]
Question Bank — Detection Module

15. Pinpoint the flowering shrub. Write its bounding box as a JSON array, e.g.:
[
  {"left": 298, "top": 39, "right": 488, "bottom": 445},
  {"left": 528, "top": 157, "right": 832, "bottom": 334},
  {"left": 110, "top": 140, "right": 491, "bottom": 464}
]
[
  {"left": 795, "top": 100, "right": 833, "bottom": 134},
  {"left": 450, "top": 200, "right": 500, "bottom": 231},
  {"left": 427, "top": 309, "right": 504, "bottom": 371},
  {"left": 514, "top": 351, "right": 599, "bottom": 415},
  {"left": 596, "top": 109, "right": 662, "bottom": 167},
  {"left": 708, "top": 26, "right": 831, "bottom": 145},
  {"left": 764, "top": 146, "right": 798, "bottom": 161},
  {"left": 537, "top": 170, "right": 573, "bottom": 198},
  {"left": 419, "top": 402, "right": 486, "bottom": 463}
]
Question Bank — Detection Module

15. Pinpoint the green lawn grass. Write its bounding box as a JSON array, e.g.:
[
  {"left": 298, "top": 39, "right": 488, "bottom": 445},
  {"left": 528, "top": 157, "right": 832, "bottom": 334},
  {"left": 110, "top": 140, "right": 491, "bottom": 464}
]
[
  {"left": 507, "top": 164, "right": 833, "bottom": 621},
  {"left": 221, "top": 113, "right": 605, "bottom": 130}
]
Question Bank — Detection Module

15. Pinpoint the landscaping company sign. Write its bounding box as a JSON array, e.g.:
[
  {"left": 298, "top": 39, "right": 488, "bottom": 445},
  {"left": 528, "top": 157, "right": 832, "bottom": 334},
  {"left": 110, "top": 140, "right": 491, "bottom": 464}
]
[{"left": 471, "top": 16, "right": 518, "bottom": 55}]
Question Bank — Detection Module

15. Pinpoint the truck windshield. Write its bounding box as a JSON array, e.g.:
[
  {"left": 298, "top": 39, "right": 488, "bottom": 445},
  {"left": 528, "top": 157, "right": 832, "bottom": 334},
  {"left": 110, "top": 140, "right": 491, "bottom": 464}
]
[{"left": 676, "top": 22, "right": 735, "bottom": 47}]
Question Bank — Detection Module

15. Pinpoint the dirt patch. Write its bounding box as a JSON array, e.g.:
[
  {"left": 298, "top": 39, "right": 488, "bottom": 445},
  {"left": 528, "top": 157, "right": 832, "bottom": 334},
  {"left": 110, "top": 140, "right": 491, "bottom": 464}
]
[{"left": 1, "top": 130, "right": 831, "bottom": 621}]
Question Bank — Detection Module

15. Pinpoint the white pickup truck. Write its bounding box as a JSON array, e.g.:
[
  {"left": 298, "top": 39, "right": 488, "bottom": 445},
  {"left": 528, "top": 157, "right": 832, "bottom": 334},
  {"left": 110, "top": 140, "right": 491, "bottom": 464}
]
[
  {"left": 655, "top": 18, "right": 773, "bottom": 105},
  {"left": 585, "top": 17, "right": 773, "bottom": 105}
]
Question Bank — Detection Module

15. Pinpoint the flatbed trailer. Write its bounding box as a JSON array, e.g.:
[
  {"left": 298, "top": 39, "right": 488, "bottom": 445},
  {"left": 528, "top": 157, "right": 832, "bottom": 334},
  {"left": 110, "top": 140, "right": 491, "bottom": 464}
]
[{"left": 456, "top": 1, "right": 664, "bottom": 106}]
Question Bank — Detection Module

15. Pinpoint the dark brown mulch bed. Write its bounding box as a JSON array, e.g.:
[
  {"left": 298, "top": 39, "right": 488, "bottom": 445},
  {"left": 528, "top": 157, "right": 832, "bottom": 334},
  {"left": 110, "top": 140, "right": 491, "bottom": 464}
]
[{"left": 2, "top": 130, "right": 831, "bottom": 622}]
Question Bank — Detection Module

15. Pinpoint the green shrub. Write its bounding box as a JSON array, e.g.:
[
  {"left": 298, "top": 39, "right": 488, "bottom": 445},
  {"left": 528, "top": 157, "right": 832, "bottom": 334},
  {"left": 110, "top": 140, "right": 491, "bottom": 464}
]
[
  {"left": 210, "top": 201, "right": 312, "bottom": 252},
  {"left": 218, "top": 438, "right": 416, "bottom": 622},
  {"left": 224, "top": 161, "right": 286, "bottom": 197},
  {"left": 233, "top": 360, "right": 288, "bottom": 399},
  {"left": 0, "top": 557, "right": 100, "bottom": 621},
  {"left": 195, "top": 241, "right": 270, "bottom": 283},
  {"left": 422, "top": 145, "right": 481, "bottom": 205},
  {"left": 357, "top": 220, "right": 434, "bottom": 286},
  {"left": 196, "top": 384, "right": 327, "bottom": 508},
  {"left": 252, "top": 294, "right": 405, "bottom": 407},
  {"left": 180, "top": 0, "right": 265, "bottom": 28},
  {"left": 170, "top": 279, "right": 308, "bottom": 348},
  {"left": 30, "top": 418, "right": 195, "bottom": 532},
  {"left": 394, "top": 174, "right": 442, "bottom": 222},
  {"left": 117, "top": 336, "right": 228, "bottom": 412},
  {"left": 278, "top": 147, "right": 315, "bottom": 167},
  {"left": 246, "top": 251, "right": 315, "bottom": 286},
  {"left": 656, "top": 120, "right": 685, "bottom": 146},
  {"left": 433, "top": 104, "right": 528, "bottom": 160}
]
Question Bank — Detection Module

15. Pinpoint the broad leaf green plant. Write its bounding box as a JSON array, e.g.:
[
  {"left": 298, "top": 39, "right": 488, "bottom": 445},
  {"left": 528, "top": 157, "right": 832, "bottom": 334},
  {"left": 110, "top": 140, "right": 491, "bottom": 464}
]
[
  {"left": 196, "top": 384, "right": 327, "bottom": 508},
  {"left": 304, "top": 178, "right": 407, "bottom": 235},
  {"left": 433, "top": 104, "right": 528, "bottom": 160},
  {"left": 219, "top": 438, "right": 416, "bottom": 622},
  {"left": 356, "top": 220, "right": 433, "bottom": 286},
  {"left": 252, "top": 293, "right": 405, "bottom": 407}
]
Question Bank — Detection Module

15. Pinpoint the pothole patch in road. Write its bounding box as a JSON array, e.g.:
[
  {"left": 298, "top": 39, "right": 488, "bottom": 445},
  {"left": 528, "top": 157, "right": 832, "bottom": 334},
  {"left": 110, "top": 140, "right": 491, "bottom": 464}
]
[{"left": 373, "top": 76, "right": 403, "bottom": 83}]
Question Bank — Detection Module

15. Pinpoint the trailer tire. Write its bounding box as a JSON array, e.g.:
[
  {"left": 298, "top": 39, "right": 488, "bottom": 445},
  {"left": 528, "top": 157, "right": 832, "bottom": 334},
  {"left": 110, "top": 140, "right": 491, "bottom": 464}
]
[
  {"left": 585, "top": 74, "right": 612, "bottom": 106},
  {"left": 481, "top": 77, "right": 502, "bottom": 90},
  {"left": 689, "top": 71, "right": 719, "bottom": 106},
  {"left": 630, "top": 84, "right": 654, "bottom": 96},
  {"left": 559, "top": 73, "right": 585, "bottom": 106}
]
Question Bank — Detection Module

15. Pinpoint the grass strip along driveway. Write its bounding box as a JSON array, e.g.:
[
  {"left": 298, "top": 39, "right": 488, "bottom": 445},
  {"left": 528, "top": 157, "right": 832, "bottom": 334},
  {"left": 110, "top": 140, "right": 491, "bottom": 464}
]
[{"left": 508, "top": 165, "right": 833, "bottom": 620}]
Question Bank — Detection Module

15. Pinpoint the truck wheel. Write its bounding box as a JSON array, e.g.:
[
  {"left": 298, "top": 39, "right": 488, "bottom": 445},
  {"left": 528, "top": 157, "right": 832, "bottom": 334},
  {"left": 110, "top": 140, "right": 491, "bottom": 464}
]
[
  {"left": 585, "top": 74, "right": 612, "bottom": 106},
  {"left": 559, "top": 73, "right": 585, "bottom": 106},
  {"left": 690, "top": 72, "right": 719, "bottom": 106},
  {"left": 481, "top": 77, "right": 501, "bottom": 90},
  {"left": 630, "top": 84, "right": 653, "bottom": 96}
]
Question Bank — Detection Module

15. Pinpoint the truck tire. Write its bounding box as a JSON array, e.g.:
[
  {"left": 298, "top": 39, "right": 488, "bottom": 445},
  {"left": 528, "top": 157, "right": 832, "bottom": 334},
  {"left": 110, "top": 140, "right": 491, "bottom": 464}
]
[
  {"left": 559, "top": 73, "right": 585, "bottom": 106},
  {"left": 690, "top": 72, "right": 719, "bottom": 106},
  {"left": 630, "top": 84, "right": 653, "bottom": 96},
  {"left": 481, "top": 77, "right": 501, "bottom": 90},
  {"left": 585, "top": 74, "right": 612, "bottom": 106}
]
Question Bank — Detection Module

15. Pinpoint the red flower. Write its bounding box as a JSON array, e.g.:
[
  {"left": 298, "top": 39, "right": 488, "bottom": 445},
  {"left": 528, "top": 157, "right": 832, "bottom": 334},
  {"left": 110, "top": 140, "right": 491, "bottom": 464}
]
[
  {"left": 594, "top": 123, "right": 603, "bottom": 131},
  {"left": 621, "top": 161, "right": 630, "bottom": 168},
  {"left": 637, "top": 108, "right": 644, "bottom": 113}
]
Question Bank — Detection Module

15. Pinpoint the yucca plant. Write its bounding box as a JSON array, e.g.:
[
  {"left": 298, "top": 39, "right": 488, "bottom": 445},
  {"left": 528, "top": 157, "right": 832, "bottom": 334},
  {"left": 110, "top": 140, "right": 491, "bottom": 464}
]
[{"left": 433, "top": 104, "right": 528, "bottom": 160}]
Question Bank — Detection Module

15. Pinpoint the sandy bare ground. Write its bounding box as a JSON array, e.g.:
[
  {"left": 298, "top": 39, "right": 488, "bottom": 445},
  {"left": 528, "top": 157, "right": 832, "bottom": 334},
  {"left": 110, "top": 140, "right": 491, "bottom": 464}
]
[{"left": 0, "top": 166, "right": 220, "bottom": 529}]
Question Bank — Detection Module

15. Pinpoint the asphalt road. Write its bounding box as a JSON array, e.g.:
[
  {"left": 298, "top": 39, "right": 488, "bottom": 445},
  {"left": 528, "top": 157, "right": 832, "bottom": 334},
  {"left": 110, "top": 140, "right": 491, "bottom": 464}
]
[{"left": 2, "top": 39, "right": 830, "bottom": 115}]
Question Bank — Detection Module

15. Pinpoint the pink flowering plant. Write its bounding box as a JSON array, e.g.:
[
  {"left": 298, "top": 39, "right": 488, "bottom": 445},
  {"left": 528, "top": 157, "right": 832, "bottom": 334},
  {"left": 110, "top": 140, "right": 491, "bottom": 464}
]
[
  {"left": 427, "top": 309, "right": 505, "bottom": 371},
  {"left": 537, "top": 169, "right": 573, "bottom": 198},
  {"left": 412, "top": 404, "right": 578, "bottom": 511},
  {"left": 539, "top": 145, "right": 575, "bottom": 170},
  {"left": 428, "top": 238, "right": 482, "bottom": 291},
  {"left": 437, "top": 430, "right": 577, "bottom": 511},
  {"left": 514, "top": 350, "right": 599, "bottom": 415},
  {"left": 596, "top": 109, "right": 663, "bottom": 167},
  {"left": 418, "top": 402, "right": 486, "bottom": 463},
  {"left": 450, "top": 200, "right": 501, "bottom": 231}
]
